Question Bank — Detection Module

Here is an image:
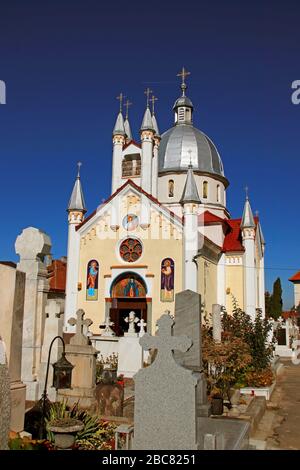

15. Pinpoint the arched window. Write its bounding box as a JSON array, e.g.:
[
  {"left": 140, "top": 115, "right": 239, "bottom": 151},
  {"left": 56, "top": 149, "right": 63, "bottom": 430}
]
[
  {"left": 203, "top": 181, "right": 208, "bottom": 199},
  {"left": 217, "top": 185, "right": 220, "bottom": 202},
  {"left": 168, "top": 179, "right": 174, "bottom": 198}
]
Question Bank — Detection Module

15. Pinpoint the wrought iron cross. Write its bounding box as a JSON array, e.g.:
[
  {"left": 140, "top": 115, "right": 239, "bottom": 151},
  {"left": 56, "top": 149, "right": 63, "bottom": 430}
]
[
  {"left": 177, "top": 66, "right": 191, "bottom": 85},
  {"left": 77, "top": 161, "right": 82, "bottom": 178},
  {"left": 68, "top": 309, "right": 93, "bottom": 345},
  {"left": 144, "top": 87, "right": 152, "bottom": 107},
  {"left": 116, "top": 92, "right": 125, "bottom": 112},
  {"left": 150, "top": 95, "right": 158, "bottom": 115},
  {"left": 124, "top": 99, "right": 132, "bottom": 119}
]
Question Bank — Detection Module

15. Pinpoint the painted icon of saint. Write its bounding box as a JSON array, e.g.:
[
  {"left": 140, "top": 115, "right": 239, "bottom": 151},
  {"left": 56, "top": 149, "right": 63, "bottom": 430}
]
[
  {"left": 161, "top": 258, "right": 174, "bottom": 302},
  {"left": 87, "top": 260, "right": 99, "bottom": 300},
  {"left": 124, "top": 277, "right": 139, "bottom": 297},
  {"left": 123, "top": 214, "right": 139, "bottom": 231}
]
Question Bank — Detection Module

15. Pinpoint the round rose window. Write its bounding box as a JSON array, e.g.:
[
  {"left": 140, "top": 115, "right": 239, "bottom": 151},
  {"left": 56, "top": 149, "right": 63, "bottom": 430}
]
[{"left": 119, "top": 238, "right": 142, "bottom": 262}]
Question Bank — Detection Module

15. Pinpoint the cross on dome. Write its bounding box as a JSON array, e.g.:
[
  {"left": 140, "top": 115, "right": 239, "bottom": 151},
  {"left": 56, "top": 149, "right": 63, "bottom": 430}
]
[{"left": 177, "top": 66, "right": 191, "bottom": 96}]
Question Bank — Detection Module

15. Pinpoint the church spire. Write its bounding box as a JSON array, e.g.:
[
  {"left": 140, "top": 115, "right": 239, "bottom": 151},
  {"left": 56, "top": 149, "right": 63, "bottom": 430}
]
[
  {"left": 180, "top": 164, "right": 201, "bottom": 204},
  {"left": 151, "top": 95, "right": 160, "bottom": 136},
  {"left": 113, "top": 93, "right": 126, "bottom": 136},
  {"left": 140, "top": 88, "right": 155, "bottom": 131},
  {"left": 241, "top": 188, "right": 255, "bottom": 229},
  {"left": 124, "top": 99, "right": 133, "bottom": 141},
  {"left": 68, "top": 162, "right": 87, "bottom": 213}
]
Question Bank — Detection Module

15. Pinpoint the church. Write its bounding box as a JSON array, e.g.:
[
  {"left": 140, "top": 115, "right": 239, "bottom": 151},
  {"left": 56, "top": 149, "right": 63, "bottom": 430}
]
[{"left": 64, "top": 69, "right": 266, "bottom": 336}]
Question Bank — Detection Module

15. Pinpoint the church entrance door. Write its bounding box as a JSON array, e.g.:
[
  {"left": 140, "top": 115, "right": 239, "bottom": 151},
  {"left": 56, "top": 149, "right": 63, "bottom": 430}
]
[
  {"left": 110, "top": 299, "right": 147, "bottom": 336},
  {"left": 109, "top": 273, "right": 148, "bottom": 337}
]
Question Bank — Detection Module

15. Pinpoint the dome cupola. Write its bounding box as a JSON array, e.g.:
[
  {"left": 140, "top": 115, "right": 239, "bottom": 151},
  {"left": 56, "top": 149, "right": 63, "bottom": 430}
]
[
  {"left": 158, "top": 67, "right": 227, "bottom": 183},
  {"left": 173, "top": 67, "right": 193, "bottom": 125}
]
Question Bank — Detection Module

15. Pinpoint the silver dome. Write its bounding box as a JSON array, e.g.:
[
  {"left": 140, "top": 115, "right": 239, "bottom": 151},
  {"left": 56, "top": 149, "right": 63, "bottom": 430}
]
[{"left": 158, "top": 124, "right": 224, "bottom": 177}]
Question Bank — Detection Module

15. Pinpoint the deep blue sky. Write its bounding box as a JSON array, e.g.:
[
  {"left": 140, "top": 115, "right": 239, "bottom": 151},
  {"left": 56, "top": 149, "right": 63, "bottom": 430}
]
[{"left": 0, "top": 0, "right": 299, "bottom": 308}]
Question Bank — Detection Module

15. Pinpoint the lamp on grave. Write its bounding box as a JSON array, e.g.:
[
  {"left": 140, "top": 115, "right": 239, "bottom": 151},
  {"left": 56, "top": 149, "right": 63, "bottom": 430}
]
[
  {"left": 52, "top": 350, "right": 73, "bottom": 390},
  {"left": 38, "top": 335, "right": 74, "bottom": 439}
]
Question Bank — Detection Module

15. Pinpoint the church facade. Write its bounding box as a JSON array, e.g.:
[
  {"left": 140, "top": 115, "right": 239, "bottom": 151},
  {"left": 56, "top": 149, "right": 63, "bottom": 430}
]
[{"left": 64, "top": 71, "right": 266, "bottom": 335}]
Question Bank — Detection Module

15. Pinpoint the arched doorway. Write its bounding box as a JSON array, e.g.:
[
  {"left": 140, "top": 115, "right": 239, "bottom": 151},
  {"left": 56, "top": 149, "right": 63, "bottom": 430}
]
[{"left": 109, "top": 272, "right": 148, "bottom": 336}]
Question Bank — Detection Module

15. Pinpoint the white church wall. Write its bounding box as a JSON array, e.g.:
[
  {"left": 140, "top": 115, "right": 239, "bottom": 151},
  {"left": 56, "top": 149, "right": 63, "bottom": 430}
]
[
  {"left": 157, "top": 173, "right": 226, "bottom": 208},
  {"left": 198, "top": 224, "right": 224, "bottom": 249},
  {"left": 76, "top": 195, "right": 183, "bottom": 335}
]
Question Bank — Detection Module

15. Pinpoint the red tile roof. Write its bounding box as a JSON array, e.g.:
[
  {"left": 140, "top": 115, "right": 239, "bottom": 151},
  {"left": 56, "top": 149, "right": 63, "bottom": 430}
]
[
  {"left": 222, "top": 216, "right": 259, "bottom": 253},
  {"left": 222, "top": 218, "right": 245, "bottom": 252},
  {"left": 289, "top": 271, "right": 300, "bottom": 282},
  {"left": 199, "top": 211, "right": 229, "bottom": 225},
  {"left": 123, "top": 140, "right": 141, "bottom": 151},
  {"left": 282, "top": 310, "right": 300, "bottom": 319}
]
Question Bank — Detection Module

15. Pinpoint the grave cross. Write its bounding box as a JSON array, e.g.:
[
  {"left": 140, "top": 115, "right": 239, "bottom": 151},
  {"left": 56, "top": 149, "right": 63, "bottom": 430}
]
[
  {"left": 140, "top": 313, "right": 192, "bottom": 365},
  {"left": 101, "top": 314, "right": 115, "bottom": 337},
  {"left": 125, "top": 311, "right": 139, "bottom": 335},
  {"left": 68, "top": 309, "right": 93, "bottom": 345},
  {"left": 137, "top": 318, "right": 147, "bottom": 337}
]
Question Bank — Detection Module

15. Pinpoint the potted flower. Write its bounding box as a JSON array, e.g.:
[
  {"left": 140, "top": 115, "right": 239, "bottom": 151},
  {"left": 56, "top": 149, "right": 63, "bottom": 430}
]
[{"left": 47, "top": 417, "right": 84, "bottom": 450}]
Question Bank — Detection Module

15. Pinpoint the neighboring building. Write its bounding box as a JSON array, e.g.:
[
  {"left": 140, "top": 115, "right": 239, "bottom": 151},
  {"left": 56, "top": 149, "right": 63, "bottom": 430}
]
[
  {"left": 289, "top": 271, "right": 300, "bottom": 308},
  {"left": 64, "top": 71, "right": 266, "bottom": 335},
  {"left": 47, "top": 258, "right": 67, "bottom": 300}
]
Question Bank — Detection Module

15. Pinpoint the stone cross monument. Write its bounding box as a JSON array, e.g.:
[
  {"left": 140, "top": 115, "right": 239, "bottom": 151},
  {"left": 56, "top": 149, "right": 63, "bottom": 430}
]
[
  {"left": 134, "top": 313, "right": 201, "bottom": 450},
  {"left": 124, "top": 311, "right": 139, "bottom": 336},
  {"left": 58, "top": 309, "right": 98, "bottom": 410},
  {"left": 138, "top": 319, "right": 147, "bottom": 337},
  {"left": 101, "top": 314, "right": 115, "bottom": 337},
  {"left": 173, "top": 290, "right": 210, "bottom": 417},
  {"left": 68, "top": 309, "right": 93, "bottom": 345}
]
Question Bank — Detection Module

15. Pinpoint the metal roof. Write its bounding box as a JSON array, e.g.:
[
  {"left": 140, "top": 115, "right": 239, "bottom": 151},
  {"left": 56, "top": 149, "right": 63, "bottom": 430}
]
[
  {"left": 158, "top": 124, "right": 224, "bottom": 176},
  {"left": 241, "top": 198, "right": 255, "bottom": 229},
  {"left": 140, "top": 107, "right": 154, "bottom": 131},
  {"left": 180, "top": 166, "right": 201, "bottom": 204},
  {"left": 113, "top": 111, "right": 125, "bottom": 136}
]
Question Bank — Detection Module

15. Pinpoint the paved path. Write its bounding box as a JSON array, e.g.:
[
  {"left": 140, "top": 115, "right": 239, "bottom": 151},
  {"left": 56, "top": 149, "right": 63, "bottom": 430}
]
[{"left": 265, "top": 360, "right": 300, "bottom": 449}]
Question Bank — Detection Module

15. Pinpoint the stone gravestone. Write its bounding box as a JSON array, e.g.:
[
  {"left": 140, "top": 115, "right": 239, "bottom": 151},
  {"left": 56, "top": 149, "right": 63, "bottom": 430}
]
[
  {"left": 0, "top": 338, "right": 11, "bottom": 450},
  {"left": 15, "top": 227, "right": 51, "bottom": 401},
  {"left": 134, "top": 313, "right": 199, "bottom": 450},
  {"left": 134, "top": 311, "right": 251, "bottom": 450},
  {"left": 57, "top": 309, "right": 98, "bottom": 410},
  {"left": 95, "top": 379, "right": 124, "bottom": 417},
  {"left": 38, "top": 299, "right": 64, "bottom": 401},
  {"left": 212, "top": 304, "right": 222, "bottom": 343},
  {"left": 0, "top": 262, "right": 26, "bottom": 432},
  {"left": 173, "top": 290, "right": 210, "bottom": 417},
  {"left": 117, "top": 311, "right": 143, "bottom": 378}
]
